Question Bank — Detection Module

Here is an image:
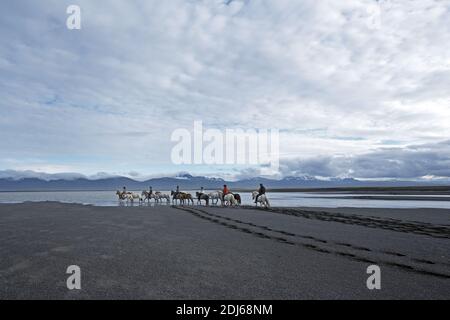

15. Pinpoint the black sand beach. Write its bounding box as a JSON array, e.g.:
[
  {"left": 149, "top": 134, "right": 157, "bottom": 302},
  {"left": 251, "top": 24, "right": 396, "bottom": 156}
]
[{"left": 0, "top": 202, "right": 449, "bottom": 299}]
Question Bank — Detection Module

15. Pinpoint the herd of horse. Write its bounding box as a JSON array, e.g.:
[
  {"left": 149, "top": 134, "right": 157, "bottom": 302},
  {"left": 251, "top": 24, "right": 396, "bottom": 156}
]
[{"left": 115, "top": 190, "right": 270, "bottom": 207}]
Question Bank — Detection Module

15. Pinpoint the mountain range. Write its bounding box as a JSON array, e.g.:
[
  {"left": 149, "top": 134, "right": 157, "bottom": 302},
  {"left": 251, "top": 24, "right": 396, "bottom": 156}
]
[{"left": 0, "top": 173, "right": 448, "bottom": 191}]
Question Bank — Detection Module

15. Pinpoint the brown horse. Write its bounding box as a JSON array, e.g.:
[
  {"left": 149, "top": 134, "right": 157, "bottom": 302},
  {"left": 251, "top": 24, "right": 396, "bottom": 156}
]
[{"left": 171, "top": 190, "right": 194, "bottom": 205}]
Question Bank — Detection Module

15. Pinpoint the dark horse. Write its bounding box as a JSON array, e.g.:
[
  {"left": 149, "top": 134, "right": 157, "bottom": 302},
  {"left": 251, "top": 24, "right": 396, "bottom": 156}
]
[
  {"left": 233, "top": 193, "right": 241, "bottom": 205},
  {"left": 171, "top": 190, "right": 194, "bottom": 205},
  {"left": 196, "top": 192, "right": 209, "bottom": 206}
]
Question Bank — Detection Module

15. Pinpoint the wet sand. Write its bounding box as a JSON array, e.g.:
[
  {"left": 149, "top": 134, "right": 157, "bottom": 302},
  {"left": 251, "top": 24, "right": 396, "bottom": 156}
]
[
  {"left": 306, "top": 195, "right": 450, "bottom": 201},
  {"left": 0, "top": 202, "right": 449, "bottom": 299},
  {"left": 259, "top": 186, "right": 450, "bottom": 195}
]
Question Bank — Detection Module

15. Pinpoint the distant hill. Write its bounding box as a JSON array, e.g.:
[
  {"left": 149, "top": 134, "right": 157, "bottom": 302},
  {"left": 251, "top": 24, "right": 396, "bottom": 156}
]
[{"left": 0, "top": 173, "right": 447, "bottom": 191}]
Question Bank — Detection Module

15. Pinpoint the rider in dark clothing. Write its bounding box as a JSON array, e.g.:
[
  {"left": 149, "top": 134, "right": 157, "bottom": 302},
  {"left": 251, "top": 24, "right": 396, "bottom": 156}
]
[
  {"left": 255, "top": 184, "right": 266, "bottom": 203},
  {"left": 120, "top": 186, "right": 129, "bottom": 199}
]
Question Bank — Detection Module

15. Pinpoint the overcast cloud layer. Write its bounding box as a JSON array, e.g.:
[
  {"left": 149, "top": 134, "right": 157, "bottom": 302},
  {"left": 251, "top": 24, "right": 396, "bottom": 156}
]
[{"left": 0, "top": 0, "right": 449, "bottom": 179}]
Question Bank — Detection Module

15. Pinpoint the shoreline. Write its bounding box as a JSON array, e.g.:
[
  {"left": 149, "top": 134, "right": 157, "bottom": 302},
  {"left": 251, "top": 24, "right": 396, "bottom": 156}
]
[{"left": 2, "top": 199, "right": 450, "bottom": 210}]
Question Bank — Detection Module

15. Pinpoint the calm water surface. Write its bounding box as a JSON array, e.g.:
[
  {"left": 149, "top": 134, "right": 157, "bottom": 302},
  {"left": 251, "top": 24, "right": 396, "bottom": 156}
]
[{"left": 1, "top": 191, "right": 450, "bottom": 209}]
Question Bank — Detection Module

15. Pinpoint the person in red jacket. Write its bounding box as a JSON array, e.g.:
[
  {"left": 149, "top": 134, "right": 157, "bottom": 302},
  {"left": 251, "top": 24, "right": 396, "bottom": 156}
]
[{"left": 223, "top": 184, "right": 230, "bottom": 196}]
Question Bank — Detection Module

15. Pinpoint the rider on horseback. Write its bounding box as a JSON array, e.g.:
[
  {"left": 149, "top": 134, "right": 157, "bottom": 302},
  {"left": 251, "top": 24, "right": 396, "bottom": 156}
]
[
  {"left": 254, "top": 184, "right": 266, "bottom": 203},
  {"left": 122, "top": 186, "right": 130, "bottom": 197}
]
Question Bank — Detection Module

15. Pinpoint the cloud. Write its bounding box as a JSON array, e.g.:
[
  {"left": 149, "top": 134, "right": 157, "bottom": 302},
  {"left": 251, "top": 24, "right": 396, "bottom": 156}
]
[
  {"left": 0, "top": 0, "right": 449, "bottom": 178},
  {"left": 0, "top": 170, "right": 85, "bottom": 181},
  {"left": 280, "top": 140, "right": 450, "bottom": 179},
  {"left": 2, "top": 139, "right": 450, "bottom": 181}
]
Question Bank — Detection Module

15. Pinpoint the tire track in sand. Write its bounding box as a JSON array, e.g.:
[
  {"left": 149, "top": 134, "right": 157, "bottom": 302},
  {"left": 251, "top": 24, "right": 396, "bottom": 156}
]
[{"left": 174, "top": 206, "right": 450, "bottom": 280}]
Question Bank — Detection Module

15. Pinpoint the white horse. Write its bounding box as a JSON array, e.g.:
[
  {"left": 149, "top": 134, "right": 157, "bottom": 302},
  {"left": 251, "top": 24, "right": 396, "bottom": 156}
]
[
  {"left": 151, "top": 193, "right": 161, "bottom": 203},
  {"left": 252, "top": 191, "right": 270, "bottom": 208},
  {"left": 116, "top": 191, "right": 142, "bottom": 203},
  {"left": 155, "top": 191, "right": 171, "bottom": 203},
  {"left": 223, "top": 193, "right": 238, "bottom": 206},
  {"left": 208, "top": 191, "right": 223, "bottom": 205},
  {"left": 116, "top": 190, "right": 127, "bottom": 201},
  {"left": 127, "top": 192, "right": 143, "bottom": 203},
  {"left": 142, "top": 191, "right": 170, "bottom": 203},
  {"left": 143, "top": 191, "right": 160, "bottom": 203}
]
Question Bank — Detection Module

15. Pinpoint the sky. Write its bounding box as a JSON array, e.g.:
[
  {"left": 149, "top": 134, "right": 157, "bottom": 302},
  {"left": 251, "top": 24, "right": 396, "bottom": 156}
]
[{"left": 0, "top": 0, "right": 449, "bottom": 180}]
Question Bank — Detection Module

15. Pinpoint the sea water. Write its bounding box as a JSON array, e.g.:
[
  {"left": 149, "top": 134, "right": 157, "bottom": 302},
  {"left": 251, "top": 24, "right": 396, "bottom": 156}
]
[{"left": 1, "top": 191, "right": 450, "bottom": 209}]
